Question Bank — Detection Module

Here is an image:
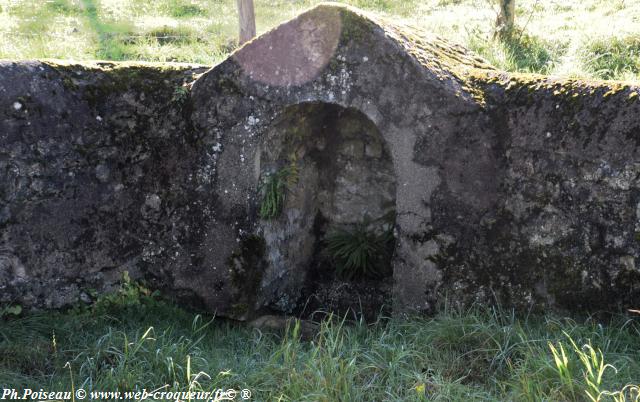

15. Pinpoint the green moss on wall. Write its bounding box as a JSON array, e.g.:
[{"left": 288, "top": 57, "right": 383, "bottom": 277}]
[{"left": 43, "top": 60, "right": 203, "bottom": 108}]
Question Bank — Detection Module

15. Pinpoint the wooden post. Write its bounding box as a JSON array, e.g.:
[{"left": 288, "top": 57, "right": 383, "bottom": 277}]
[
  {"left": 237, "top": 0, "right": 256, "bottom": 45},
  {"left": 496, "top": 0, "right": 515, "bottom": 37}
]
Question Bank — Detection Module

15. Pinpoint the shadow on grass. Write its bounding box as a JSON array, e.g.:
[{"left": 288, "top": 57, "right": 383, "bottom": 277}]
[
  {"left": 500, "top": 31, "right": 557, "bottom": 73},
  {"left": 168, "top": 0, "right": 206, "bottom": 18},
  {"left": 46, "top": 0, "right": 82, "bottom": 15},
  {"left": 146, "top": 25, "right": 199, "bottom": 45},
  {"left": 80, "top": 0, "right": 136, "bottom": 60},
  {"left": 468, "top": 28, "right": 562, "bottom": 75}
]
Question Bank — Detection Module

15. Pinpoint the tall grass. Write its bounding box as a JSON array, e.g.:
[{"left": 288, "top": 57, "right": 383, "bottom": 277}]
[
  {"left": 582, "top": 36, "right": 640, "bottom": 81},
  {"left": 0, "top": 0, "right": 639, "bottom": 82},
  {"left": 1, "top": 280, "right": 639, "bottom": 401}
]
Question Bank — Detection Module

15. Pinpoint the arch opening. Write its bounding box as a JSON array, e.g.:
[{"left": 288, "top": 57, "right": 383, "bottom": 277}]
[{"left": 256, "top": 102, "right": 397, "bottom": 320}]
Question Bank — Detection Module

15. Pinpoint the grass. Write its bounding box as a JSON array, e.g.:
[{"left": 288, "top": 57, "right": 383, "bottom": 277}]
[
  {"left": 0, "top": 0, "right": 639, "bottom": 82},
  {"left": 582, "top": 36, "right": 640, "bottom": 81},
  {"left": 467, "top": 28, "right": 563, "bottom": 75},
  {"left": 1, "top": 279, "right": 639, "bottom": 401}
]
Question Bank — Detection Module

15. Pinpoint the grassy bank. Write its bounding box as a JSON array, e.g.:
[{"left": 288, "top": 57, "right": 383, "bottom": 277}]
[
  {"left": 0, "top": 0, "right": 639, "bottom": 82},
  {"left": 1, "top": 281, "right": 639, "bottom": 401}
]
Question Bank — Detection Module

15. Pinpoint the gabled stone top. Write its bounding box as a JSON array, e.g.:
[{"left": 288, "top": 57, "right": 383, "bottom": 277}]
[{"left": 227, "top": 3, "right": 639, "bottom": 107}]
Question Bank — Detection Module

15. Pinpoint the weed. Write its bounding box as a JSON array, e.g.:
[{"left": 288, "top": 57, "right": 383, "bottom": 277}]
[
  {"left": 89, "top": 271, "right": 159, "bottom": 315},
  {"left": 549, "top": 339, "right": 577, "bottom": 399},
  {"left": 172, "top": 86, "right": 190, "bottom": 105},
  {"left": 326, "top": 223, "right": 394, "bottom": 280},
  {"left": 545, "top": 330, "right": 640, "bottom": 402},
  {"left": 258, "top": 166, "right": 298, "bottom": 220}
]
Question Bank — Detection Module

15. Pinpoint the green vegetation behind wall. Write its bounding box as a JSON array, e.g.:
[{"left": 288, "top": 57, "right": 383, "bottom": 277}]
[{"left": 1, "top": 0, "right": 639, "bottom": 82}]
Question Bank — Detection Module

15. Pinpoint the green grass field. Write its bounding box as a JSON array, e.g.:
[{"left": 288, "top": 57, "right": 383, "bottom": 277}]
[
  {"left": 1, "top": 0, "right": 639, "bottom": 81},
  {"left": 1, "top": 280, "right": 639, "bottom": 401}
]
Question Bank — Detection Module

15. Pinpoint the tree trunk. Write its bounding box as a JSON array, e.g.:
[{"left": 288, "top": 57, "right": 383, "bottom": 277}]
[
  {"left": 237, "top": 0, "right": 256, "bottom": 45},
  {"left": 496, "top": 0, "right": 515, "bottom": 37}
]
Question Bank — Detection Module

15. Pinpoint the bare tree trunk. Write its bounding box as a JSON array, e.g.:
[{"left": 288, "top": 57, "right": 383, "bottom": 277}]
[
  {"left": 237, "top": 0, "right": 256, "bottom": 45},
  {"left": 495, "top": 0, "right": 515, "bottom": 38}
]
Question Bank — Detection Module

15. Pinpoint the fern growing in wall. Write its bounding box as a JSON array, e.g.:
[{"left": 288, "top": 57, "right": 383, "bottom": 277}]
[
  {"left": 258, "top": 164, "right": 299, "bottom": 220},
  {"left": 326, "top": 223, "right": 394, "bottom": 280}
]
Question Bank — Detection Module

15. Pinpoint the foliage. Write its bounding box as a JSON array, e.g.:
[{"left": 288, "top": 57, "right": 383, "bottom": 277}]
[
  {"left": 258, "top": 165, "right": 298, "bottom": 220},
  {"left": 171, "top": 85, "right": 190, "bottom": 105},
  {"left": 326, "top": 223, "right": 394, "bottom": 280},
  {"left": 89, "top": 271, "right": 160, "bottom": 314}
]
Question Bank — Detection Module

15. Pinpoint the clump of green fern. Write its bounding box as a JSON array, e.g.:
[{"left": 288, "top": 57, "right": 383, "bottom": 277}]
[
  {"left": 258, "top": 165, "right": 298, "bottom": 220},
  {"left": 326, "top": 223, "right": 394, "bottom": 280}
]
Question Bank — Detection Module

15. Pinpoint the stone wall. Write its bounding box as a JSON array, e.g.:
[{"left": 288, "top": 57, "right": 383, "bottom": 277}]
[
  {"left": 0, "top": 61, "right": 209, "bottom": 308},
  {"left": 1, "top": 5, "right": 639, "bottom": 317}
]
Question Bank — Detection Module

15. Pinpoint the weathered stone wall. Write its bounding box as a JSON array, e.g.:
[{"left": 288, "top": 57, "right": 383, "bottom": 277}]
[
  {"left": 449, "top": 75, "right": 640, "bottom": 311},
  {"left": 1, "top": 5, "right": 639, "bottom": 317},
  {"left": 0, "top": 61, "right": 210, "bottom": 308}
]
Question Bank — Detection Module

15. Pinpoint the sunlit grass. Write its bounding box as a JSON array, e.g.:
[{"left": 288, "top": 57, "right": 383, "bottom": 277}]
[
  {"left": 0, "top": 0, "right": 639, "bottom": 79},
  {"left": 1, "top": 282, "right": 639, "bottom": 401},
  {"left": 582, "top": 35, "right": 640, "bottom": 81}
]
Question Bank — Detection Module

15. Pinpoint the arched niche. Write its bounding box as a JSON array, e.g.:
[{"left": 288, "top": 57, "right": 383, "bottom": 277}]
[{"left": 254, "top": 102, "right": 397, "bottom": 319}]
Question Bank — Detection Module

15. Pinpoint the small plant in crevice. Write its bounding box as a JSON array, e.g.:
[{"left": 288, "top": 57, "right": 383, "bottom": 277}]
[
  {"left": 90, "top": 271, "right": 159, "bottom": 315},
  {"left": 258, "top": 165, "right": 298, "bottom": 220},
  {"left": 326, "top": 223, "right": 394, "bottom": 281},
  {"left": 172, "top": 85, "right": 190, "bottom": 105}
]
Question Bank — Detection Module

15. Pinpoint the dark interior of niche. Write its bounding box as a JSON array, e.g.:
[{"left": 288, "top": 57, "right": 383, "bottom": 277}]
[{"left": 262, "top": 102, "right": 397, "bottom": 321}]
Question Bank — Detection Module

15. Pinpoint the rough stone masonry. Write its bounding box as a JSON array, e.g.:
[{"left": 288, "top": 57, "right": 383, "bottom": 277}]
[{"left": 1, "top": 4, "right": 640, "bottom": 318}]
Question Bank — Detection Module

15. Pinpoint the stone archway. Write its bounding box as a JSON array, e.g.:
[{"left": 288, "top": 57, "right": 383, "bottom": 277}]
[{"left": 253, "top": 102, "right": 397, "bottom": 318}]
